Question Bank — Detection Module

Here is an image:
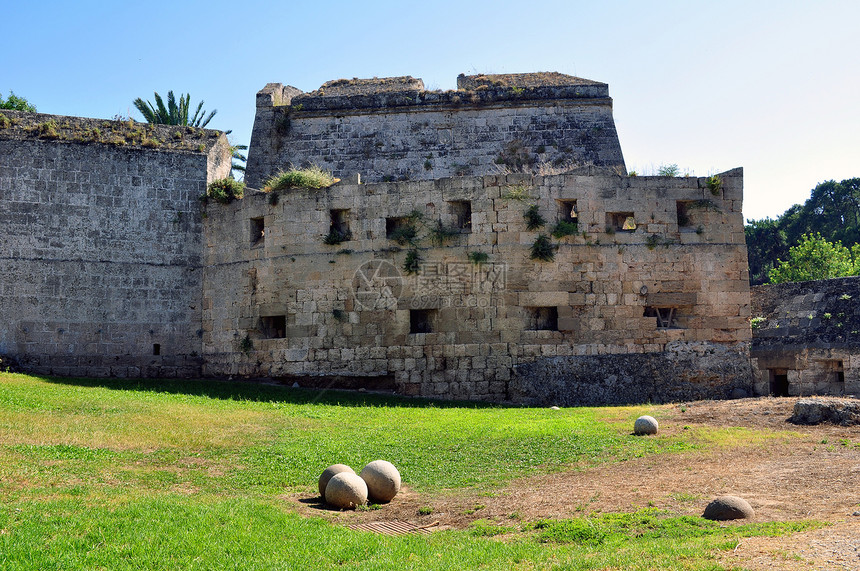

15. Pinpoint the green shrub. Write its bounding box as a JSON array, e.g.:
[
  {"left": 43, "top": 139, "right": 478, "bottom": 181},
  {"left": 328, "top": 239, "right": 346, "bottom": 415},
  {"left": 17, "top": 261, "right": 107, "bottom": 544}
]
[
  {"left": 35, "top": 120, "right": 59, "bottom": 139},
  {"left": 428, "top": 220, "right": 459, "bottom": 246},
  {"left": 388, "top": 224, "right": 419, "bottom": 246},
  {"left": 503, "top": 184, "right": 531, "bottom": 200},
  {"left": 206, "top": 178, "right": 245, "bottom": 204},
  {"left": 707, "top": 175, "right": 722, "bottom": 195},
  {"left": 551, "top": 220, "right": 578, "bottom": 238},
  {"left": 530, "top": 234, "right": 555, "bottom": 262},
  {"left": 403, "top": 248, "right": 421, "bottom": 274},
  {"left": 323, "top": 228, "right": 351, "bottom": 245},
  {"left": 263, "top": 166, "right": 337, "bottom": 191},
  {"left": 468, "top": 251, "right": 489, "bottom": 264},
  {"left": 657, "top": 164, "right": 679, "bottom": 177},
  {"left": 332, "top": 309, "right": 348, "bottom": 323},
  {"left": 524, "top": 204, "right": 546, "bottom": 230}
]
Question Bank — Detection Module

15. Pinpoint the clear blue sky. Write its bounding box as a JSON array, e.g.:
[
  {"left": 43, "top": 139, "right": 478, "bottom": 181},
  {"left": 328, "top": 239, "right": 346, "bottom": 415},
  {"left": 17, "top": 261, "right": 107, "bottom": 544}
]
[{"left": 3, "top": 0, "right": 858, "bottom": 221}]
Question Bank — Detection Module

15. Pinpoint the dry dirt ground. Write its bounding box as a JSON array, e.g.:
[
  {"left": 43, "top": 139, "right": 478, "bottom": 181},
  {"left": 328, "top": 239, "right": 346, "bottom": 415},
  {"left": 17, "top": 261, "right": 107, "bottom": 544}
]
[{"left": 291, "top": 397, "right": 860, "bottom": 570}]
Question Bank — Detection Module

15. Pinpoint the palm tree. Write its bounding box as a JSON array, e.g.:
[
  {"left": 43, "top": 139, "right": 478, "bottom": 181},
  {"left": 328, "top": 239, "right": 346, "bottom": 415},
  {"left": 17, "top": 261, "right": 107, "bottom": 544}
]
[
  {"left": 133, "top": 91, "right": 216, "bottom": 128},
  {"left": 133, "top": 90, "right": 246, "bottom": 177}
]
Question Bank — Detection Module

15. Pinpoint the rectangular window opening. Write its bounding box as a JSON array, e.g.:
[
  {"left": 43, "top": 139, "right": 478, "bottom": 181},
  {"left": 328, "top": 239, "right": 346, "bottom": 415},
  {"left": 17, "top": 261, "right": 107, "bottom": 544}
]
[
  {"left": 152, "top": 343, "right": 161, "bottom": 356},
  {"left": 644, "top": 306, "right": 681, "bottom": 329},
  {"left": 607, "top": 211, "right": 636, "bottom": 232},
  {"left": 386, "top": 216, "right": 416, "bottom": 242},
  {"left": 260, "top": 315, "right": 286, "bottom": 339},
  {"left": 834, "top": 360, "right": 845, "bottom": 383},
  {"left": 449, "top": 200, "right": 472, "bottom": 232},
  {"left": 526, "top": 306, "right": 559, "bottom": 331},
  {"left": 410, "top": 309, "right": 436, "bottom": 334},
  {"left": 557, "top": 200, "right": 578, "bottom": 222},
  {"left": 676, "top": 201, "right": 692, "bottom": 228},
  {"left": 250, "top": 217, "right": 265, "bottom": 246},
  {"left": 327, "top": 209, "right": 351, "bottom": 243},
  {"left": 386, "top": 217, "right": 406, "bottom": 238},
  {"left": 769, "top": 369, "right": 789, "bottom": 397}
]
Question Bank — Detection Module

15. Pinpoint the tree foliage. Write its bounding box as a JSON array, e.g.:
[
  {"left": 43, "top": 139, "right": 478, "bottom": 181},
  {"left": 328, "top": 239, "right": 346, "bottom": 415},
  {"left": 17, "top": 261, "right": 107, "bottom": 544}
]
[
  {"left": 746, "top": 178, "right": 860, "bottom": 284},
  {"left": 133, "top": 91, "right": 216, "bottom": 128},
  {"left": 133, "top": 90, "right": 247, "bottom": 177},
  {"left": 0, "top": 91, "right": 36, "bottom": 112},
  {"left": 768, "top": 233, "right": 858, "bottom": 284}
]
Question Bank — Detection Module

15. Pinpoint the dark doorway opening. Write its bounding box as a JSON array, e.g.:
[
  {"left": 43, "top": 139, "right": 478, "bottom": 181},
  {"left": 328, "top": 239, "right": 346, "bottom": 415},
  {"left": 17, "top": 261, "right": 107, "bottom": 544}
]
[{"left": 770, "top": 370, "right": 789, "bottom": 397}]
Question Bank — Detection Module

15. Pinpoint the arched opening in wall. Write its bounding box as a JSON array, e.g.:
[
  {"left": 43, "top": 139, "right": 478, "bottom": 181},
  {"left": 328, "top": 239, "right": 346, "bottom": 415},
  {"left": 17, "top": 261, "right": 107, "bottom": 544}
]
[{"left": 769, "top": 368, "right": 789, "bottom": 397}]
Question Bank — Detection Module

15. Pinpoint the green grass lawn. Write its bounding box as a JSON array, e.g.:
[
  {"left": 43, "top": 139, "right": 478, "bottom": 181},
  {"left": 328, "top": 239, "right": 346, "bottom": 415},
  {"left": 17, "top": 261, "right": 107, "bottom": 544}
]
[{"left": 0, "top": 372, "right": 822, "bottom": 570}]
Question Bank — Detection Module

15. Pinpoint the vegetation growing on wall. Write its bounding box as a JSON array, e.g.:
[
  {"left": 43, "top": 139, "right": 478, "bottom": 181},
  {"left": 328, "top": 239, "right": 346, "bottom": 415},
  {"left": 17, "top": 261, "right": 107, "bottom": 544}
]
[
  {"left": 3, "top": 112, "right": 219, "bottom": 151},
  {"left": 205, "top": 178, "right": 245, "bottom": 204},
  {"left": 551, "top": 220, "right": 579, "bottom": 238},
  {"left": 323, "top": 227, "right": 351, "bottom": 245},
  {"left": 706, "top": 175, "right": 722, "bottom": 196},
  {"left": 530, "top": 234, "right": 555, "bottom": 262},
  {"left": 468, "top": 251, "right": 489, "bottom": 264},
  {"left": 262, "top": 166, "right": 338, "bottom": 192},
  {"left": 403, "top": 248, "right": 421, "bottom": 274},
  {"left": 427, "top": 220, "right": 460, "bottom": 246},
  {"left": 523, "top": 204, "right": 546, "bottom": 230}
]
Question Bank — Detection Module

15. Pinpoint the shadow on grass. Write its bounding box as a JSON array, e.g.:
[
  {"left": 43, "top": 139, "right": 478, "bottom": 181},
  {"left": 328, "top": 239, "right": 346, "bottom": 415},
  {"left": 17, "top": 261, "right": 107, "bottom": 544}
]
[
  {"left": 35, "top": 374, "right": 504, "bottom": 409},
  {"left": 296, "top": 496, "right": 341, "bottom": 512}
]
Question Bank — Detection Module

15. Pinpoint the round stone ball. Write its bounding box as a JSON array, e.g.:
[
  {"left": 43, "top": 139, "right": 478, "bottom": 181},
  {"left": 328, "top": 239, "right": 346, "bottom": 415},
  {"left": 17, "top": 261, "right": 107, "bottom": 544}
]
[
  {"left": 359, "top": 460, "right": 401, "bottom": 503},
  {"left": 318, "top": 464, "right": 355, "bottom": 497},
  {"left": 634, "top": 415, "right": 659, "bottom": 435},
  {"left": 702, "top": 495, "right": 755, "bottom": 521},
  {"left": 325, "top": 472, "right": 368, "bottom": 509}
]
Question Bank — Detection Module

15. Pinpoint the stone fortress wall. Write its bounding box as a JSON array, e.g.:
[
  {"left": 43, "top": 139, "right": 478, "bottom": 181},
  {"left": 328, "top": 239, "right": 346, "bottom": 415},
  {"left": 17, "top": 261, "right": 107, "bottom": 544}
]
[
  {"left": 751, "top": 277, "right": 860, "bottom": 396},
  {"left": 0, "top": 110, "right": 232, "bottom": 377},
  {"left": 244, "top": 73, "right": 626, "bottom": 189},
  {"left": 0, "top": 71, "right": 764, "bottom": 404},
  {"left": 203, "top": 166, "right": 753, "bottom": 403}
]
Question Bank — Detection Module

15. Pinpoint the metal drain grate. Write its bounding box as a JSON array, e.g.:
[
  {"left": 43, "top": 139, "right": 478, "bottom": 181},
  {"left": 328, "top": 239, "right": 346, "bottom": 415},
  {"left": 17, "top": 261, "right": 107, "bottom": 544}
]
[{"left": 348, "top": 520, "right": 440, "bottom": 536}]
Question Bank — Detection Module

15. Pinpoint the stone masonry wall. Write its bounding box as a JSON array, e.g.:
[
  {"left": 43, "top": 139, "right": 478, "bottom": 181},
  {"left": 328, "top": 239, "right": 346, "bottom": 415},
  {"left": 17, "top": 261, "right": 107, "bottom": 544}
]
[
  {"left": 0, "top": 111, "right": 232, "bottom": 377},
  {"left": 245, "top": 73, "right": 626, "bottom": 189},
  {"left": 202, "top": 167, "right": 751, "bottom": 404},
  {"left": 750, "top": 277, "right": 860, "bottom": 396}
]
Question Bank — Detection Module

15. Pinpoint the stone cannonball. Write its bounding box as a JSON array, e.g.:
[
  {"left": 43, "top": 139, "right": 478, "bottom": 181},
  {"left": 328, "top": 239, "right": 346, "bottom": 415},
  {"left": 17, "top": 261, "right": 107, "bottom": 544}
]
[
  {"left": 359, "top": 460, "right": 401, "bottom": 503},
  {"left": 634, "top": 415, "right": 659, "bottom": 435},
  {"left": 318, "top": 464, "right": 355, "bottom": 497},
  {"left": 325, "top": 472, "right": 368, "bottom": 509},
  {"left": 702, "top": 495, "right": 755, "bottom": 521}
]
